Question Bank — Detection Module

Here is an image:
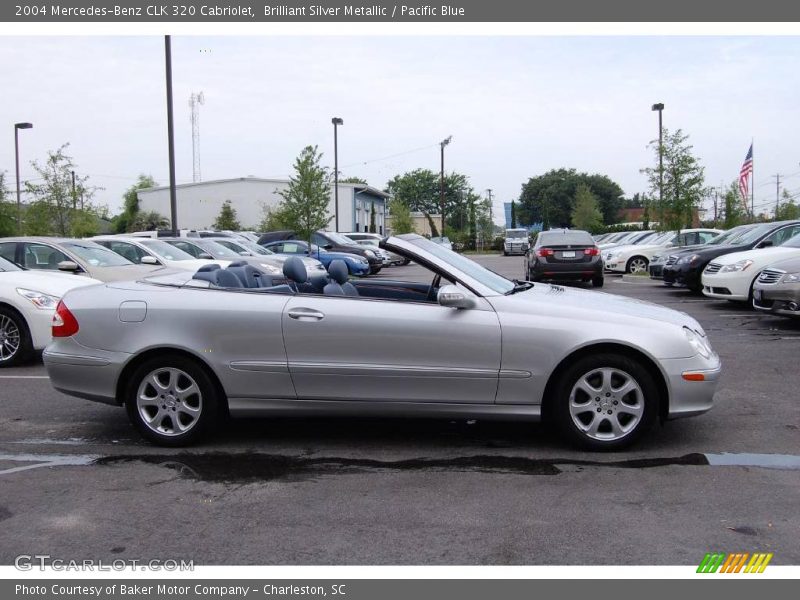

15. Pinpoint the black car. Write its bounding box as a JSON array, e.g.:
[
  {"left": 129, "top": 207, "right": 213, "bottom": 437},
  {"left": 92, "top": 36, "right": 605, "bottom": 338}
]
[
  {"left": 257, "top": 230, "right": 383, "bottom": 274},
  {"left": 649, "top": 229, "right": 738, "bottom": 280},
  {"left": 525, "top": 229, "right": 604, "bottom": 287},
  {"left": 661, "top": 220, "right": 800, "bottom": 292}
]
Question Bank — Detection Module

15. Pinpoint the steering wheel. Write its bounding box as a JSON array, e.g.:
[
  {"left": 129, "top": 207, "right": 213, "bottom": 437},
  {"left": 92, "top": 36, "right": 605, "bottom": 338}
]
[{"left": 427, "top": 273, "right": 442, "bottom": 302}]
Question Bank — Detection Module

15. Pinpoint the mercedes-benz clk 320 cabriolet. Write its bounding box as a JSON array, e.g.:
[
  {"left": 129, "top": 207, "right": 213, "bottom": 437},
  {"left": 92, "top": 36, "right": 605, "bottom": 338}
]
[{"left": 43, "top": 234, "right": 720, "bottom": 451}]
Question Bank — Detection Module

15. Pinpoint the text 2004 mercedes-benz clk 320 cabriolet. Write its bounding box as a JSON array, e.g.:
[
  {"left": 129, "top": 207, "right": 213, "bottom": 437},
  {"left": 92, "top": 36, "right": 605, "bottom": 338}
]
[{"left": 44, "top": 234, "right": 720, "bottom": 451}]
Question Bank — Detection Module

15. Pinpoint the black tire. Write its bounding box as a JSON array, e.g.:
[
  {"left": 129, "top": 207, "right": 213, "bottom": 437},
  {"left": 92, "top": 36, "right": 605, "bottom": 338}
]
[
  {"left": 0, "top": 306, "right": 34, "bottom": 368},
  {"left": 124, "top": 354, "right": 221, "bottom": 447},
  {"left": 592, "top": 277, "right": 604, "bottom": 288},
  {"left": 503, "top": 251, "right": 508, "bottom": 256},
  {"left": 551, "top": 353, "right": 658, "bottom": 451}
]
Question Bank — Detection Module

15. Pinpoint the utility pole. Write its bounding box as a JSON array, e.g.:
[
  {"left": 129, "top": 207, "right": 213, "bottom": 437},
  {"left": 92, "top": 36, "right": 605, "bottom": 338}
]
[
  {"left": 774, "top": 173, "right": 781, "bottom": 219},
  {"left": 164, "top": 35, "right": 178, "bottom": 235},
  {"left": 651, "top": 103, "right": 665, "bottom": 212},
  {"left": 189, "top": 91, "right": 205, "bottom": 183},
  {"left": 71, "top": 170, "right": 77, "bottom": 210},
  {"left": 332, "top": 117, "right": 343, "bottom": 232},
  {"left": 439, "top": 135, "right": 452, "bottom": 235},
  {"left": 486, "top": 188, "right": 494, "bottom": 231}
]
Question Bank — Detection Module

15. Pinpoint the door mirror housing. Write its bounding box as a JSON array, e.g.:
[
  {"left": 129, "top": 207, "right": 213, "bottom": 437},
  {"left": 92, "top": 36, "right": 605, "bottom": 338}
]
[
  {"left": 758, "top": 240, "right": 774, "bottom": 249},
  {"left": 437, "top": 284, "right": 476, "bottom": 309},
  {"left": 198, "top": 252, "right": 213, "bottom": 260},
  {"left": 140, "top": 255, "right": 159, "bottom": 265},
  {"left": 57, "top": 260, "right": 80, "bottom": 272},
  {"left": 323, "top": 244, "right": 333, "bottom": 250}
]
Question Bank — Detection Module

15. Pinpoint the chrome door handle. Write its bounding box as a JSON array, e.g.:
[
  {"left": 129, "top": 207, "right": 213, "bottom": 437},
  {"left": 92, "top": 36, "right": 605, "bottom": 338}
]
[{"left": 288, "top": 308, "right": 325, "bottom": 321}]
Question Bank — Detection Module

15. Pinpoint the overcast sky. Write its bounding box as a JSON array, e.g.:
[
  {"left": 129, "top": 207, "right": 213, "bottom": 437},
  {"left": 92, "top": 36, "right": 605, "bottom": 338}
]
[{"left": 1, "top": 35, "right": 798, "bottom": 222}]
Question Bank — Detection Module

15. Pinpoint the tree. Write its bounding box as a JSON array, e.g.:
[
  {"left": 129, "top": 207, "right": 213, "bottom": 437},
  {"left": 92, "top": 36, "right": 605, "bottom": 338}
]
[
  {"left": 278, "top": 145, "right": 332, "bottom": 244},
  {"left": 571, "top": 184, "right": 604, "bottom": 232},
  {"left": 388, "top": 199, "right": 415, "bottom": 234},
  {"left": 259, "top": 203, "right": 294, "bottom": 232},
  {"left": 131, "top": 210, "right": 170, "bottom": 231},
  {"left": 641, "top": 128, "right": 708, "bottom": 230},
  {"left": 114, "top": 174, "right": 156, "bottom": 233},
  {"left": 0, "top": 172, "right": 16, "bottom": 237},
  {"left": 721, "top": 180, "right": 748, "bottom": 229},
  {"left": 510, "top": 201, "right": 517, "bottom": 228},
  {"left": 517, "top": 169, "right": 624, "bottom": 229},
  {"left": 213, "top": 200, "right": 242, "bottom": 230},
  {"left": 776, "top": 189, "right": 800, "bottom": 221},
  {"left": 23, "top": 144, "right": 101, "bottom": 236},
  {"left": 368, "top": 202, "right": 376, "bottom": 233},
  {"left": 340, "top": 176, "right": 367, "bottom": 184}
]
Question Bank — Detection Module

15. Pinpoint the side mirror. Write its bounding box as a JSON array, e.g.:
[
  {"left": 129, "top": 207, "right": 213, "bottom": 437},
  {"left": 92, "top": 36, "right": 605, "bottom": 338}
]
[
  {"left": 758, "top": 240, "right": 774, "bottom": 248},
  {"left": 437, "top": 284, "right": 476, "bottom": 309},
  {"left": 140, "top": 255, "right": 159, "bottom": 265},
  {"left": 323, "top": 244, "right": 333, "bottom": 250},
  {"left": 198, "top": 252, "right": 213, "bottom": 260},
  {"left": 238, "top": 251, "right": 250, "bottom": 256},
  {"left": 57, "top": 260, "right": 80, "bottom": 272}
]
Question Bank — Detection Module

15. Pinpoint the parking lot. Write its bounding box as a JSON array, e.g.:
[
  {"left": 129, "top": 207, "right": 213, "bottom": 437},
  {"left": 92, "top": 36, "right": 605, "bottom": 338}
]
[{"left": 1, "top": 253, "right": 799, "bottom": 565}]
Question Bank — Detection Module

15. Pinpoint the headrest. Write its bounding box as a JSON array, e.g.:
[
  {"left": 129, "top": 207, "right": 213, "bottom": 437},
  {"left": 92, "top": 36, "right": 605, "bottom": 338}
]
[
  {"left": 197, "top": 264, "right": 221, "bottom": 272},
  {"left": 215, "top": 269, "right": 242, "bottom": 288},
  {"left": 327, "top": 259, "right": 349, "bottom": 284},
  {"left": 228, "top": 260, "right": 248, "bottom": 268},
  {"left": 282, "top": 256, "right": 307, "bottom": 284}
]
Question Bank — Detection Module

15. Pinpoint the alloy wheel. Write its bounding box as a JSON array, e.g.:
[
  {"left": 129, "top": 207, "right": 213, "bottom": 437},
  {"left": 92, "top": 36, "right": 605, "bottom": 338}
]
[
  {"left": 628, "top": 258, "right": 648, "bottom": 274},
  {"left": 568, "top": 367, "right": 644, "bottom": 441},
  {"left": 136, "top": 367, "right": 203, "bottom": 436},
  {"left": 0, "top": 315, "right": 21, "bottom": 362}
]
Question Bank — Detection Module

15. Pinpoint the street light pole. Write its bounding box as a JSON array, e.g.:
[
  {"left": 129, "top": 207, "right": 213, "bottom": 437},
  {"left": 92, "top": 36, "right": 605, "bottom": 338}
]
[
  {"left": 651, "top": 103, "right": 664, "bottom": 213},
  {"left": 164, "top": 35, "right": 178, "bottom": 235},
  {"left": 332, "top": 117, "right": 343, "bottom": 232},
  {"left": 439, "top": 135, "right": 452, "bottom": 235},
  {"left": 14, "top": 122, "right": 33, "bottom": 234}
]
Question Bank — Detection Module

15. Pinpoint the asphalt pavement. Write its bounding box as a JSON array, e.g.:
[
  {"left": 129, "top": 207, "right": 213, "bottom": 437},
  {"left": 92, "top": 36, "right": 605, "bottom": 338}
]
[{"left": 1, "top": 255, "right": 798, "bottom": 565}]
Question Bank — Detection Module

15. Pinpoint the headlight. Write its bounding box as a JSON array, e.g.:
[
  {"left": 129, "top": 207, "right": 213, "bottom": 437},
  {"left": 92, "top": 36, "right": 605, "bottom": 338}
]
[
  {"left": 258, "top": 263, "right": 282, "bottom": 275},
  {"left": 781, "top": 272, "right": 800, "bottom": 283},
  {"left": 720, "top": 259, "right": 754, "bottom": 273},
  {"left": 651, "top": 254, "right": 662, "bottom": 263},
  {"left": 605, "top": 252, "right": 616, "bottom": 260},
  {"left": 364, "top": 249, "right": 376, "bottom": 258},
  {"left": 683, "top": 326, "right": 711, "bottom": 358},
  {"left": 17, "top": 288, "right": 60, "bottom": 310},
  {"left": 677, "top": 254, "right": 699, "bottom": 265}
]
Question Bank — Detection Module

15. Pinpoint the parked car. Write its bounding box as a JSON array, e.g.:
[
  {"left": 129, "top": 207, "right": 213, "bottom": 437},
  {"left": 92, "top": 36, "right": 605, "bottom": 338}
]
[
  {"left": 598, "top": 230, "right": 656, "bottom": 251},
  {"left": 503, "top": 228, "right": 530, "bottom": 256},
  {"left": 207, "top": 237, "right": 275, "bottom": 258},
  {"left": 164, "top": 237, "right": 328, "bottom": 285},
  {"left": 343, "top": 232, "right": 409, "bottom": 266},
  {"left": 0, "top": 256, "right": 101, "bottom": 367},
  {"left": 0, "top": 237, "right": 163, "bottom": 282},
  {"left": 258, "top": 230, "right": 383, "bottom": 274},
  {"left": 701, "top": 230, "right": 800, "bottom": 303},
  {"left": 661, "top": 221, "right": 800, "bottom": 292},
  {"left": 650, "top": 227, "right": 745, "bottom": 280},
  {"left": 44, "top": 233, "right": 719, "bottom": 451},
  {"left": 91, "top": 236, "right": 227, "bottom": 272},
  {"left": 429, "top": 236, "right": 453, "bottom": 251},
  {"left": 603, "top": 228, "right": 722, "bottom": 275},
  {"left": 525, "top": 229, "right": 603, "bottom": 287},
  {"left": 752, "top": 255, "right": 800, "bottom": 317},
  {"left": 262, "top": 240, "right": 371, "bottom": 276}
]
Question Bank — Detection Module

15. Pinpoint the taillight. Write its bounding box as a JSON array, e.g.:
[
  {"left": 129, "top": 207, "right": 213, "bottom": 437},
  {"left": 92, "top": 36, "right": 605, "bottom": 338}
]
[
  {"left": 536, "top": 248, "right": 555, "bottom": 257},
  {"left": 52, "top": 300, "right": 79, "bottom": 338},
  {"left": 584, "top": 247, "right": 600, "bottom": 256}
]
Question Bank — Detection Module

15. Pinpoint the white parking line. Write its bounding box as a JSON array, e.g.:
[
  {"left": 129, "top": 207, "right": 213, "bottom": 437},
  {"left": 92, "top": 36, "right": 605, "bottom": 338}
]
[
  {"left": 0, "top": 453, "right": 98, "bottom": 476},
  {"left": 0, "top": 375, "right": 49, "bottom": 379}
]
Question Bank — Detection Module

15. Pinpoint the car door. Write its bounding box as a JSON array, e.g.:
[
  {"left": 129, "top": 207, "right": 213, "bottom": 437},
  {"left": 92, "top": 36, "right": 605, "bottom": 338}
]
[
  {"left": 281, "top": 294, "right": 502, "bottom": 404},
  {"left": 20, "top": 242, "right": 72, "bottom": 271}
]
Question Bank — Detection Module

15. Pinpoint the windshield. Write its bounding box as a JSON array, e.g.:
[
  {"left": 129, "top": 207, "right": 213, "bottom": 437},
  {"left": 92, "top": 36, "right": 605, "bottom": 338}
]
[
  {"left": 63, "top": 242, "right": 133, "bottom": 266},
  {"left": 140, "top": 240, "right": 196, "bottom": 261},
  {"left": 407, "top": 237, "right": 514, "bottom": 295},
  {"left": 324, "top": 231, "right": 358, "bottom": 246},
  {"left": 706, "top": 225, "right": 751, "bottom": 246},
  {"left": 238, "top": 239, "right": 273, "bottom": 255},
  {"left": 727, "top": 223, "right": 780, "bottom": 246},
  {"left": 506, "top": 229, "right": 528, "bottom": 238},
  {"left": 0, "top": 256, "right": 22, "bottom": 272},
  {"left": 648, "top": 231, "right": 675, "bottom": 245},
  {"left": 631, "top": 231, "right": 657, "bottom": 244},
  {"left": 196, "top": 240, "right": 241, "bottom": 259}
]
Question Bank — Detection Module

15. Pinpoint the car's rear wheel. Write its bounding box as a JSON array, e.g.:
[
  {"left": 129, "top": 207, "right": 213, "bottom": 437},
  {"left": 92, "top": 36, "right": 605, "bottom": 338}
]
[
  {"left": 626, "top": 256, "right": 649, "bottom": 274},
  {"left": 552, "top": 353, "right": 658, "bottom": 451},
  {"left": 592, "top": 276, "right": 604, "bottom": 288},
  {"left": 125, "top": 355, "right": 220, "bottom": 446},
  {"left": 0, "top": 307, "right": 33, "bottom": 368}
]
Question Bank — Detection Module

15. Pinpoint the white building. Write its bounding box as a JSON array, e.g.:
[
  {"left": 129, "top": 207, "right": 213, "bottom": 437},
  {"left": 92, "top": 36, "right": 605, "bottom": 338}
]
[{"left": 136, "top": 177, "right": 390, "bottom": 234}]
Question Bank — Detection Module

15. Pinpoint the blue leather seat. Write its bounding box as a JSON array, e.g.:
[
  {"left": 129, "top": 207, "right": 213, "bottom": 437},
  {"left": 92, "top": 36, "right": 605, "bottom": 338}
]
[
  {"left": 324, "top": 260, "right": 358, "bottom": 296},
  {"left": 192, "top": 264, "right": 243, "bottom": 288},
  {"left": 282, "top": 256, "right": 307, "bottom": 292},
  {"left": 227, "top": 261, "right": 268, "bottom": 288}
]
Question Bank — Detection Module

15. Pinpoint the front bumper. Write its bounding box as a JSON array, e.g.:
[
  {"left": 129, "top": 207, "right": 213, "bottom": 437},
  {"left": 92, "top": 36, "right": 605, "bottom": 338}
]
[
  {"left": 753, "top": 281, "right": 800, "bottom": 317},
  {"left": 27, "top": 307, "right": 58, "bottom": 350},
  {"left": 43, "top": 337, "right": 129, "bottom": 405},
  {"left": 701, "top": 271, "right": 752, "bottom": 301},
  {"left": 649, "top": 263, "right": 665, "bottom": 279},
  {"left": 662, "top": 264, "right": 701, "bottom": 289},
  {"left": 504, "top": 244, "right": 529, "bottom": 255},
  {"left": 660, "top": 352, "right": 721, "bottom": 419}
]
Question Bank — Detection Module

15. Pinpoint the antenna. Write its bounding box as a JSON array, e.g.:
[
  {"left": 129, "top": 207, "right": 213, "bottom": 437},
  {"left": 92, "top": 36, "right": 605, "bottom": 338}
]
[{"left": 189, "top": 91, "right": 205, "bottom": 182}]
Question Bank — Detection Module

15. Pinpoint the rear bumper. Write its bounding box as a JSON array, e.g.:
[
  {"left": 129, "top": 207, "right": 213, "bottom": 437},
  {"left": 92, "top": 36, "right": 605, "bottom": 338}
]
[
  {"left": 660, "top": 353, "right": 721, "bottom": 419},
  {"left": 529, "top": 258, "right": 603, "bottom": 280},
  {"left": 43, "top": 337, "right": 129, "bottom": 406}
]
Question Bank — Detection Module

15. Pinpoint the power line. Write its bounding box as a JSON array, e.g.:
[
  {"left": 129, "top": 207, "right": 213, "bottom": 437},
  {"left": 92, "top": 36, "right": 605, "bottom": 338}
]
[{"left": 340, "top": 143, "right": 439, "bottom": 170}]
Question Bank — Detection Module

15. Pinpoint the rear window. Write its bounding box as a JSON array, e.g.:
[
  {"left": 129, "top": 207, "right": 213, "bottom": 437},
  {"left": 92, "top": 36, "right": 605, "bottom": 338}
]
[{"left": 538, "top": 231, "right": 594, "bottom": 246}]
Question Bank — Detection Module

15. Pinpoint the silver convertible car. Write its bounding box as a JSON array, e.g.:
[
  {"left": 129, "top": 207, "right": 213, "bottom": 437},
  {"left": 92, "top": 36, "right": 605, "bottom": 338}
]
[{"left": 43, "top": 234, "right": 720, "bottom": 450}]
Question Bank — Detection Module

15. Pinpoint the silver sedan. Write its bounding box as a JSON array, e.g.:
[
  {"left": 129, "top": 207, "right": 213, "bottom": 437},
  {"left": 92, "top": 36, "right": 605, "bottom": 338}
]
[{"left": 44, "top": 234, "right": 721, "bottom": 450}]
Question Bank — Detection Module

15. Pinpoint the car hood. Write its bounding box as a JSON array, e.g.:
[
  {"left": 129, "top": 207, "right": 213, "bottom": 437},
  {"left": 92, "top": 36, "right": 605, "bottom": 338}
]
[
  {"left": 711, "top": 246, "right": 800, "bottom": 266},
  {"left": 668, "top": 243, "right": 750, "bottom": 261},
  {"left": 506, "top": 283, "right": 698, "bottom": 329},
  {"left": 265, "top": 255, "right": 325, "bottom": 270},
  {"left": 761, "top": 255, "right": 800, "bottom": 274},
  {"left": 90, "top": 264, "right": 166, "bottom": 282},
  {"left": 1, "top": 270, "right": 102, "bottom": 295}
]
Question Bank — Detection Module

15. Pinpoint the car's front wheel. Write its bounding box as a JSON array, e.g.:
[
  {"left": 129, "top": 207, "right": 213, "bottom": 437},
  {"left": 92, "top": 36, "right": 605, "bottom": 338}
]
[
  {"left": 125, "top": 355, "right": 220, "bottom": 446},
  {"left": 552, "top": 353, "right": 658, "bottom": 451},
  {"left": 626, "top": 256, "right": 649, "bottom": 274},
  {"left": 0, "top": 307, "right": 33, "bottom": 368}
]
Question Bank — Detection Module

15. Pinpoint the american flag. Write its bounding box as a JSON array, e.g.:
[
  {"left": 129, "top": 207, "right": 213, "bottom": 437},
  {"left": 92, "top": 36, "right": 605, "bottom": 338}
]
[{"left": 739, "top": 143, "right": 753, "bottom": 203}]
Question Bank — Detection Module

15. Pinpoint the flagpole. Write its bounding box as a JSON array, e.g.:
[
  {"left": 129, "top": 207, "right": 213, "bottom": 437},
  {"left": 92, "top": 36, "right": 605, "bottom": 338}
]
[{"left": 751, "top": 139, "right": 755, "bottom": 219}]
